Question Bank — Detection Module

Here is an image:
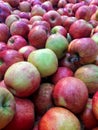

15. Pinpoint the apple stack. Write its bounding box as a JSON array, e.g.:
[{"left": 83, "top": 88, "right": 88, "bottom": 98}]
[{"left": 0, "top": 0, "right": 98, "bottom": 130}]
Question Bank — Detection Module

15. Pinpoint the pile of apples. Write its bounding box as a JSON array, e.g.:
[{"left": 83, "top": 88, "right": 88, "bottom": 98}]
[{"left": 0, "top": 0, "right": 98, "bottom": 129}]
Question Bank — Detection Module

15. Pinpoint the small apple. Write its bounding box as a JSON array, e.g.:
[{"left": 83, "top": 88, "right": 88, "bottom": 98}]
[
  {"left": 4, "top": 61, "right": 41, "bottom": 97},
  {"left": 28, "top": 48, "right": 58, "bottom": 77},
  {"left": 3, "top": 97, "right": 35, "bottom": 130},
  {"left": 41, "top": 1, "right": 53, "bottom": 11},
  {"left": 38, "top": 107, "right": 81, "bottom": 130},
  {"left": 7, "top": 35, "right": 28, "bottom": 50},
  {"left": 19, "top": 1, "right": 31, "bottom": 12},
  {"left": 0, "top": 87, "right": 16, "bottom": 129},
  {"left": 45, "top": 33, "right": 68, "bottom": 59},
  {"left": 52, "top": 77, "right": 88, "bottom": 114}
]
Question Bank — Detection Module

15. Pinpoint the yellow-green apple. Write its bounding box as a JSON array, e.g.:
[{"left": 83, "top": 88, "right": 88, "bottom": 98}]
[
  {"left": 32, "top": 83, "right": 54, "bottom": 116},
  {"left": 45, "top": 33, "right": 68, "bottom": 59},
  {"left": 68, "top": 38, "right": 98, "bottom": 65},
  {"left": 38, "top": 107, "right": 81, "bottom": 130},
  {"left": 28, "top": 48, "right": 58, "bottom": 77},
  {"left": 80, "top": 98, "right": 98, "bottom": 130},
  {"left": 0, "top": 42, "right": 8, "bottom": 51},
  {"left": 10, "top": 20, "right": 29, "bottom": 38},
  {"left": 92, "top": 91, "right": 98, "bottom": 120},
  {"left": 3, "top": 97, "right": 35, "bottom": 130},
  {"left": 0, "top": 2, "right": 11, "bottom": 23},
  {"left": 50, "top": 66, "right": 74, "bottom": 84},
  {"left": 28, "top": 25, "right": 49, "bottom": 49},
  {"left": 0, "top": 23, "right": 10, "bottom": 42},
  {"left": 0, "top": 87, "right": 16, "bottom": 129},
  {"left": 52, "top": 77, "right": 88, "bottom": 114},
  {"left": 7, "top": 35, "right": 28, "bottom": 50},
  {"left": 41, "top": 1, "right": 53, "bottom": 11},
  {"left": 5, "top": 14, "right": 20, "bottom": 28},
  {"left": 0, "top": 49, "right": 24, "bottom": 81},
  {"left": 19, "top": 1, "right": 31, "bottom": 12},
  {"left": 74, "top": 64, "right": 98, "bottom": 94},
  {"left": 51, "top": 25, "right": 67, "bottom": 37},
  {"left": 4, "top": 61, "right": 41, "bottom": 97},
  {"left": 69, "top": 19, "right": 93, "bottom": 39},
  {"left": 18, "top": 45, "right": 36, "bottom": 60},
  {"left": 43, "top": 10, "right": 62, "bottom": 28},
  {"left": 3, "top": 0, "right": 20, "bottom": 8}
]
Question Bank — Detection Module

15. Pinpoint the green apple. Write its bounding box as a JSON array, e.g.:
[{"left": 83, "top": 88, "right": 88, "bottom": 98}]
[
  {"left": 0, "top": 87, "right": 16, "bottom": 129},
  {"left": 28, "top": 48, "right": 58, "bottom": 77},
  {"left": 45, "top": 33, "right": 68, "bottom": 59}
]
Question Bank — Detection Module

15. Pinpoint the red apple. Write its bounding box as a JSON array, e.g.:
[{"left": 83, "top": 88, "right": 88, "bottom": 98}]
[
  {"left": 3, "top": 0, "right": 20, "bottom": 8},
  {"left": 53, "top": 77, "right": 88, "bottom": 114},
  {"left": 18, "top": 12, "right": 30, "bottom": 20},
  {"left": 10, "top": 20, "right": 29, "bottom": 38},
  {"left": 41, "top": 1, "right": 53, "bottom": 11},
  {"left": 69, "top": 19, "right": 93, "bottom": 39},
  {"left": 90, "top": 0, "right": 98, "bottom": 6},
  {"left": 80, "top": 98, "right": 98, "bottom": 130},
  {"left": 4, "top": 97, "right": 35, "bottom": 130},
  {"left": 0, "top": 23, "right": 10, "bottom": 42},
  {"left": 29, "top": 16, "right": 43, "bottom": 25},
  {"left": 19, "top": 1, "right": 31, "bottom": 12},
  {"left": 91, "top": 9, "right": 98, "bottom": 21},
  {"left": 4, "top": 61, "right": 41, "bottom": 97},
  {"left": 57, "top": 0, "right": 67, "bottom": 8},
  {"left": 50, "top": 66, "right": 74, "bottom": 84},
  {"left": 0, "top": 87, "right": 16, "bottom": 129},
  {"left": 7, "top": 35, "right": 28, "bottom": 50},
  {"left": 0, "top": 42, "right": 8, "bottom": 51},
  {"left": 38, "top": 107, "right": 81, "bottom": 130},
  {"left": 92, "top": 91, "right": 98, "bottom": 120},
  {"left": 43, "top": 10, "right": 62, "bottom": 28}
]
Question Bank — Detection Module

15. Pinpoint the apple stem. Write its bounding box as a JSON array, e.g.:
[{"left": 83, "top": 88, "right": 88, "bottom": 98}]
[{"left": 69, "top": 54, "right": 79, "bottom": 64}]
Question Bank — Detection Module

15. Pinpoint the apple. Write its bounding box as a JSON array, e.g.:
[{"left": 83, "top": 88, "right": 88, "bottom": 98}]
[
  {"left": 28, "top": 25, "right": 48, "bottom": 49},
  {"left": 19, "top": 1, "right": 31, "bottom": 12},
  {"left": 38, "top": 107, "right": 81, "bottom": 130},
  {"left": 29, "top": 16, "right": 43, "bottom": 25},
  {"left": 67, "top": 0, "right": 77, "bottom": 4},
  {"left": 91, "top": 9, "right": 98, "bottom": 21},
  {"left": 91, "top": 32, "right": 98, "bottom": 45},
  {"left": 74, "top": 64, "right": 98, "bottom": 94},
  {"left": 80, "top": 98, "right": 98, "bottom": 130},
  {"left": 43, "top": 10, "right": 62, "bottom": 28},
  {"left": 68, "top": 38, "right": 98, "bottom": 65},
  {"left": 0, "top": 2, "right": 11, "bottom": 23},
  {"left": 90, "top": 0, "right": 98, "bottom": 6},
  {"left": 10, "top": 20, "right": 30, "bottom": 38},
  {"left": 18, "top": 12, "right": 30, "bottom": 20},
  {"left": 7, "top": 35, "right": 28, "bottom": 50},
  {"left": 89, "top": 4, "right": 98, "bottom": 16},
  {"left": 28, "top": 48, "right": 58, "bottom": 77},
  {"left": 0, "top": 23, "right": 10, "bottom": 42},
  {"left": 0, "top": 87, "right": 16, "bottom": 129},
  {"left": 45, "top": 33, "right": 68, "bottom": 59},
  {"left": 0, "top": 80, "right": 8, "bottom": 88},
  {"left": 50, "top": 66, "right": 74, "bottom": 84},
  {"left": 5, "top": 14, "right": 20, "bottom": 28},
  {"left": 4, "top": 61, "right": 41, "bottom": 97},
  {"left": 0, "top": 49, "right": 24, "bottom": 81},
  {"left": 3, "top": 97, "right": 35, "bottom": 130},
  {"left": 3, "top": 0, "right": 20, "bottom": 8},
  {"left": 52, "top": 77, "right": 88, "bottom": 114},
  {"left": 51, "top": 25, "right": 67, "bottom": 37},
  {"left": 69, "top": 19, "right": 93, "bottom": 39},
  {"left": 0, "top": 42, "right": 8, "bottom": 51},
  {"left": 57, "top": 0, "right": 67, "bottom": 8},
  {"left": 89, "top": 19, "right": 98, "bottom": 28},
  {"left": 32, "top": 83, "right": 54, "bottom": 116},
  {"left": 41, "top": 1, "right": 53, "bottom": 11},
  {"left": 92, "top": 91, "right": 98, "bottom": 120},
  {"left": 18, "top": 45, "right": 36, "bottom": 60}
]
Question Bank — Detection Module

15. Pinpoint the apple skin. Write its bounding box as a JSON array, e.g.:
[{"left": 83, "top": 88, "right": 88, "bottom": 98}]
[
  {"left": 0, "top": 42, "right": 8, "bottom": 51},
  {"left": 80, "top": 98, "right": 98, "bottom": 130},
  {"left": 91, "top": 9, "right": 98, "bottom": 21},
  {"left": 91, "top": 32, "right": 98, "bottom": 45},
  {"left": 0, "top": 49, "right": 24, "bottom": 81},
  {"left": 45, "top": 33, "right": 68, "bottom": 59},
  {"left": 43, "top": 10, "right": 62, "bottom": 28},
  {"left": 4, "top": 61, "right": 41, "bottom": 97},
  {"left": 29, "top": 16, "right": 43, "bottom": 25},
  {"left": 10, "top": 20, "right": 30, "bottom": 38},
  {"left": 0, "top": 2, "right": 11, "bottom": 23},
  {"left": 41, "top": 1, "right": 53, "bottom": 12},
  {"left": 18, "top": 45, "right": 36, "bottom": 60},
  {"left": 53, "top": 77, "right": 88, "bottom": 114},
  {"left": 3, "top": 97, "right": 35, "bottom": 130},
  {"left": 3, "top": 0, "right": 20, "bottom": 8},
  {"left": 0, "top": 87, "right": 16, "bottom": 129},
  {"left": 92, "top": 127, "right": 98, "bottom": 130},
  {"left": 38, "top": 107, "right": 81, "bottom": 130},
  {"left": 50, "top": 66, "right": 74, "bottom": 84},
  {"left": 32, "top": 83, "right": 54, "bottom": 116},
  {"left": 92, "top": 91, "right": 98, "bottom": 120},
  {"left": 7, "top": 35, "right": 28, "bottom": 50},
  {"left": 69, "top": 19, "right": 93, "bottom": 39},
  {"left": 0, "top": 23, "right": 10, "bottom": 42},
  {"left": 68, "top": 38, "right": 98, "bottom": 65},
  {"left": 74, "top": 64, "right": 98, "bottom": 94},
  {"left": 28, "top": 48, "right": 58, "bottom": 78},
  {"left": 19, "top": 1, "right": 31, "bottom": 12}
]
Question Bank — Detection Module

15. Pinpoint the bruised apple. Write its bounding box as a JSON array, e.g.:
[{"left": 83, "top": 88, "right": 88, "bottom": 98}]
[
  {"left": 74, "top": 64, "right": 98, "bottom": 94},
  {"left": 38, "top": 107, "right": 81, "bottom": 130},
  {"left": 52, "top": 77, "right": 88, "bottom": 114}
]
